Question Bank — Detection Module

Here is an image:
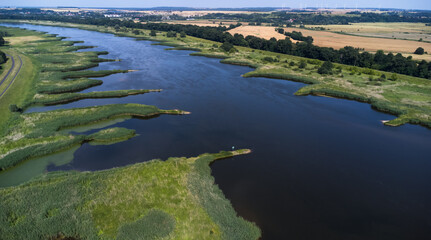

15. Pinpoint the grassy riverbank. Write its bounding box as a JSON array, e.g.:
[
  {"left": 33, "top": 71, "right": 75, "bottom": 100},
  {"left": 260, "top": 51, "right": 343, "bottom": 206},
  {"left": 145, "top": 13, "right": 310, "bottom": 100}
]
[
  {"left": 10, "top": 20, "right": 430, "bottom": 128},
  {"left": 0, "top": 26, "right": 187, "bottom": 170},
  {"left": 0, "top": 150, "right": 261, "bottom": 240}
]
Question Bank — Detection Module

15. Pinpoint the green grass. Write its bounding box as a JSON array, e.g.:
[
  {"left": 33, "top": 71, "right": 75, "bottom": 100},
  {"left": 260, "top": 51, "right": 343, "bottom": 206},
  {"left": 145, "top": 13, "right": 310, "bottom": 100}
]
[
  {"left": 0, "top": 150, "right": 261, "bottom": 240},
  {"left": 30, "top": 89, "right": 161, "bottom": 106}
]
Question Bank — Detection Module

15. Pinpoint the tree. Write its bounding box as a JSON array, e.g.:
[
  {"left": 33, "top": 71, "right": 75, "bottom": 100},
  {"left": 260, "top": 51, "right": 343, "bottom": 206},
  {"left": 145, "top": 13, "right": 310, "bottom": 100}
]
[
  {"left": 132, "top": 29, "right": 140, "bottom": 35},
  {"left": 339, "top": 46, "right": 359, "bottom": 66},
  {"left": 0, "top": 50, "right": 6, "bottom": 64},
  {"left": 414, "top": 47, "right": 425, "bottom": 55},
  {"left": 180, "top": 31, "right": 186, "bottom": 38},
  {"left": 318, "top": 61, "right": 334, "bottom": 74},
  {"left": 150, "top": 30, "right": 157, "bottom": 36},
  {"left": 0, "top": 36, "right": 5, "bottom": 46},
  {"left": 276, "top": 28, "right": 284, "bottom": 34},
  {"left": 220, "top": 42, "right": 235, "bottom": 52},
  {"left": 166, "top": 31, "right": 177, "bottom": 38},
  {"left": 299, "top": 60, "right": 307, "bottom": 69}
]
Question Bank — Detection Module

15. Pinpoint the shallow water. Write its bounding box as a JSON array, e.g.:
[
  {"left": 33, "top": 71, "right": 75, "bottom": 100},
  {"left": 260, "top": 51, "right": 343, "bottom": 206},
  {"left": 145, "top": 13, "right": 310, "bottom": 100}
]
[{"left": 1, "top": 23, "right": 431, "bottom": 239}]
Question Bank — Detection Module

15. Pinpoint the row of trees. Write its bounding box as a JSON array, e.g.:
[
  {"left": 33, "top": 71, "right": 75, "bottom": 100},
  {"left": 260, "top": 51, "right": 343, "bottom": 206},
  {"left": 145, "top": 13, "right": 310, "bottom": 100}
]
[
  {"left": 199, "top": 11, "right": 431, "bottom": 25},
  {"left": 0, "top": 11, "right": 430, "bottom": 79},
  {"left": 0, "top": 50, "right": 7, "bottom": 65},
  {"left": 283, "top": 31, "right": 314, "bottom": 44}
]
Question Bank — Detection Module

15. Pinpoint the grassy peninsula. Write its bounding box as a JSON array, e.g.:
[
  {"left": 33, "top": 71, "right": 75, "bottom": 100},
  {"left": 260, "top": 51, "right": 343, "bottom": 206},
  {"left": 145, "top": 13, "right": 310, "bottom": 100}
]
[
  {"left": 11, "top": 20, "right": 430, "bottom": 129},
  {"left": 0, "top": 150, "right": 261, "bottom": 239}
]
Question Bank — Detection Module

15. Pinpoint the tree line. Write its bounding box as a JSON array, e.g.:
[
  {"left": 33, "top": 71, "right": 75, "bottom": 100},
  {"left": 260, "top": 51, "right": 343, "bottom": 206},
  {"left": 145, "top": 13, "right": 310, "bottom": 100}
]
[
  {"left": 198, "top": 11, "right": 431, "bottom": 25},
  {"left": 0, "top": 10, "right": 430, "bottom": 79}
]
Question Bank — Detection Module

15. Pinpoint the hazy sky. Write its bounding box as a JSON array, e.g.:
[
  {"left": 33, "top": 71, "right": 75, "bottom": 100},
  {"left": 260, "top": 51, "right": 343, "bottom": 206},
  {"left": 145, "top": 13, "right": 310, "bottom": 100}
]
[{"left": 4, "top": 0, "right": 431, "bottom": 10}]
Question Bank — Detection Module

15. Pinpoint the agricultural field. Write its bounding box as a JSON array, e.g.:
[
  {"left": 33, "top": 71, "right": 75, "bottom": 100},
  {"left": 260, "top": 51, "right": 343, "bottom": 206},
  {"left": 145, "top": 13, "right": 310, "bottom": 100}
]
[
  {"left": 227, "top": 24, "right": 431, "bottom": 59},
  {"left": 306, "top": 22, "right": 431, "bottom": 42},
  {"left": 284, "top": 26, "right": 431, "bottom": 54},
  {"left": 228, "top": 25, "right": 291, "bottom": 40}
]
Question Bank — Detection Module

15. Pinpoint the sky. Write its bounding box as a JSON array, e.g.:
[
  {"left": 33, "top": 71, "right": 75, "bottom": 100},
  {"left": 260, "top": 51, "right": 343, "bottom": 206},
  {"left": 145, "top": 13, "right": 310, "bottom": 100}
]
[{"left": 3, "top": 0, "right": 431, "bottom": 10}]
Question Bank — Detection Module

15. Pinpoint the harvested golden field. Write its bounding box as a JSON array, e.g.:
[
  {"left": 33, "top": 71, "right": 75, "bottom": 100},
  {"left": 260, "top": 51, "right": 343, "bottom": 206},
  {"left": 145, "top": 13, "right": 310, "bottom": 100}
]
[
  {"left": 305, "top": 22, "right": 431, "bottom": 41},
  {"left": 228, "top": 25, "right": 290, "bottom": 40},
  {"left": 227, "top": 25, "right": 431, "bottom": 60},
  {"left": 307, "top": 22, "right": 431, "bottom": 34},
  {"left": 283, "top": 27, "right": 431, "bottom": 55}
]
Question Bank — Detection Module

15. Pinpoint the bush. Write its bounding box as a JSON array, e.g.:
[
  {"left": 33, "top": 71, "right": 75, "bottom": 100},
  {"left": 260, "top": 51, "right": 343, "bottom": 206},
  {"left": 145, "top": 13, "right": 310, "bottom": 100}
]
[
  {"left": 289, "top": 61, "right": 295, "bottom": 67},
  {"left": 263, "top": 57, "right": 278, "bottom": 63},
  {"left": 9, "top": 104, "right": 22, "bottom": 113},
  {"left": 298, "top": 60, "right": 307, "bottom": 69},
  {"left": 220, "top": 42, "right": 235, "bottom": 52},
  {"left": 180, "top": 31, "right": 186, "bottom": 38},
  {"left": 318, "top": 61, "right": 334, "bottom": 75},
  {"left": 132, "top": 30, "right": 140, "bottom": 35},
  {"left": 150, "top": 30, "right": 157, "bottom": 36},
  {"left": 166, "top": 31, "right": 177, "bottom": 38},
  {"left": 414, "top": 47, "right": 424, "bottom": 55}
]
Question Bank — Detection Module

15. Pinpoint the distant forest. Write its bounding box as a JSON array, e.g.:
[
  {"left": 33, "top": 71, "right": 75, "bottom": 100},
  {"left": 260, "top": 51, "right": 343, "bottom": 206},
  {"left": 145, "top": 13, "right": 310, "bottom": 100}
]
[{"left": 0, "top": 9, "right": 430, "bottom": 79}]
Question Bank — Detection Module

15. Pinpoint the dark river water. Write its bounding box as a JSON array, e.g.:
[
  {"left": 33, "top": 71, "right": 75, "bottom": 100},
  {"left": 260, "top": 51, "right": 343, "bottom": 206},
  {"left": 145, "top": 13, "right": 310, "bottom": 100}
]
[{"left": 1, "top": 23, "right": 431, "bottom": 240}]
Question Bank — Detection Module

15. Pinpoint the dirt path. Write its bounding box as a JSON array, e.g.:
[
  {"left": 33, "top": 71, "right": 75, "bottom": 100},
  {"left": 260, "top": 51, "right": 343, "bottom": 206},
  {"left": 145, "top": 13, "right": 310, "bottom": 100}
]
[{"left": 0, "top": 53, "right": 23, "bottom": 98}]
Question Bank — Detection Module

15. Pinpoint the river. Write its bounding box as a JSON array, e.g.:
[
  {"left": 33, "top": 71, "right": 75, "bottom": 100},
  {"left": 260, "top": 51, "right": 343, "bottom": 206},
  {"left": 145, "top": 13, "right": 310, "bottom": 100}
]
[{"left": 1, "top": 23, "right": 431, "bottom": 239}]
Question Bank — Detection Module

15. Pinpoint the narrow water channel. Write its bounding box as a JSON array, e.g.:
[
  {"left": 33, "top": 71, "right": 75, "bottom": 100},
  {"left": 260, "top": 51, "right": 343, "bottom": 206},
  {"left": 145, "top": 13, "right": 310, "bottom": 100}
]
[{"left": 1, "top": 23, "right": 431, "bottom": 239}]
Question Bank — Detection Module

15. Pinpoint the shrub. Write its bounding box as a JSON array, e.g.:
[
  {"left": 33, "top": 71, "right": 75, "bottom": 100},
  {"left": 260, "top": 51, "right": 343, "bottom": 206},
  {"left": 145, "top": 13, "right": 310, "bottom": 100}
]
[
  {"left": 414, "top": 47, "right": 424, "bottom": 55},
  {"left": 9, "top": 104, "right": 21, "bottom": 112},
  {"left": 150, "top": 30, "right": 157, "bottom": 36},
  {"left": 299, "top": 60, "right": 307, "bottom": 69},
  {"left": 263, "top": 57, "right": 278, "bottom": 63},
  {"left": 220, "top": 42, "right": 235, "bottom": 52},
  {"left": 180, "top": 31, "right": 186, "bottom": 38},
  {"left": 318, "top": 61, "right": 334, "bottom": 75},
  {"left": 166, "top": 31, "right": 177, "bottom": 38}
]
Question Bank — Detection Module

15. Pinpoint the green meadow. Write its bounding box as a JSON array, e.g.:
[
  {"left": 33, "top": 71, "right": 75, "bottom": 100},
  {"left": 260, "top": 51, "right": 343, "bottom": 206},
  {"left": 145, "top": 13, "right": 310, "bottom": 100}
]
[{"left": 0, "top": 150, "right": 260, "bottom": 239}]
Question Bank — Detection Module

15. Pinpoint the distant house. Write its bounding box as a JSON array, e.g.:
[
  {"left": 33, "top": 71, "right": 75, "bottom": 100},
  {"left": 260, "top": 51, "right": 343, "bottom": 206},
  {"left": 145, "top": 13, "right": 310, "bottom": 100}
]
[{"left": 104, "top": 14, "right": 121, "bottom": 18}]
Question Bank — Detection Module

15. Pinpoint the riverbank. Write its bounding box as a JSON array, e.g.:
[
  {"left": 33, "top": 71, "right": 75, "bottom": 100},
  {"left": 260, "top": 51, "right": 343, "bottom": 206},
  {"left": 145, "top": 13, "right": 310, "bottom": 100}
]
[
  {"left": 8, "top": 20, "right": 429, "bottom": 129},
  {"left": 0, "top": 150, "right": 261, "bottom": 239},
  {"left": 0, "top": 26, "right": 186, "bottom": 170}
]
